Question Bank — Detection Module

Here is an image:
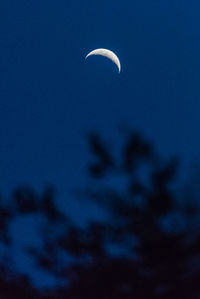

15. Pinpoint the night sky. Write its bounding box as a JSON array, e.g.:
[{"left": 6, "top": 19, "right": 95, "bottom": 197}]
[{"left": 1, "top": 0, "right": 200, "bottom": 288}]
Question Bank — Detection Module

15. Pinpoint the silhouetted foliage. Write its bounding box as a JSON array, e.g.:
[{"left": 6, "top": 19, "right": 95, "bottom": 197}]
[
  {"left": 88, "top": 132, "right": 114, "bottom": 177},
  {"left": 13, "top": 187, "right": 39, "bottom": 214},
  {"left": 0, "top": 131, "right": 200, "bottom": 298},
  {"left": 60, "top": 131, "right": 200, "bottom": 298}
]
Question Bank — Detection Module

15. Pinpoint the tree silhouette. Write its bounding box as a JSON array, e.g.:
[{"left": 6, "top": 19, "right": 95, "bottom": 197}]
[
  {"left": 0, "top": 130, "right": 200, "bottom": 298},
  {"left": 58, "top": 131, "right": 200, "bottom": 298}
]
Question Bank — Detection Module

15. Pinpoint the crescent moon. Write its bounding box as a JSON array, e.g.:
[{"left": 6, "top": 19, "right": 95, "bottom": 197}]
[{"left": 85, "top": 48, "right": 121, "bottom": 73}]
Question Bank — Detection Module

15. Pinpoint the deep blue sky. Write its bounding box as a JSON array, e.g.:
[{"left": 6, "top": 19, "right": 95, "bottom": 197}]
[{"left": 1, "top": 0, "right": 200, "bottom": 288}]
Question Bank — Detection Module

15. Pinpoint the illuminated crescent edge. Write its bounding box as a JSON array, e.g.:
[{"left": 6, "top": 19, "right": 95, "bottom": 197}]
[{"left": 85, "top": 48, "right": 121, "bottom": 73}]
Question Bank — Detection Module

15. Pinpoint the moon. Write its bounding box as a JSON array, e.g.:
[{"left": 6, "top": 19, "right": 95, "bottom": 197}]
[{"left": 85, "top": 48, "right": 121, "bottom": 73}]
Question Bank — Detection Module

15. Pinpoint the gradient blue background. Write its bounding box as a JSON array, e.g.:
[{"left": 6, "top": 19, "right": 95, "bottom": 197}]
[{"left": 0, "top": 0, "right": 200, "bottom": 288}]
